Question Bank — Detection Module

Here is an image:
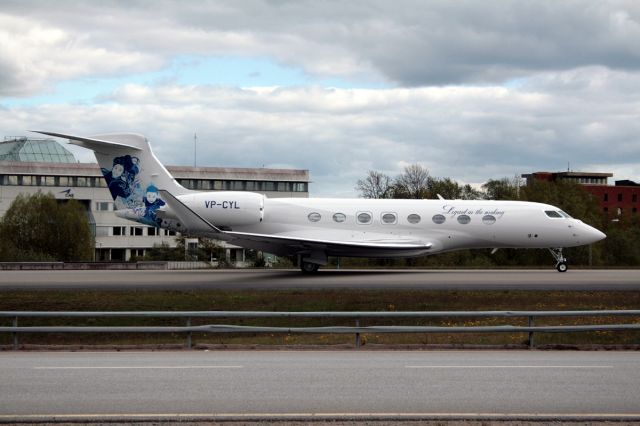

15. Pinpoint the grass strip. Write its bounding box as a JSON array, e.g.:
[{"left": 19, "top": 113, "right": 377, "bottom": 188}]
[{"left": 1, "top": 289, "right": 639, "bottom": 348}]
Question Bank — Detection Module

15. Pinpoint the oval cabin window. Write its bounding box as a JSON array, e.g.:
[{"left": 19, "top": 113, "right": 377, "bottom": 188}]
[
  {"left": 432, "top": 214, "right": 446, "bottom": 224},
  {"left": 307, "top": 212, "right": 321, "bottom": 222},
  {"left": 407, "top": 214, "right": 421, "bottom": 224},
  {"left": 482, "top": 215, "right": 496, "bottom": 225},
  {"left": 333, "top": 213, "right": 346, "bottom": 223},
  {"left": 357, "top": 212, "right": 372, "bottom": 224},
  {"left": 382, "top": 213, "right": 397, "bottom": 224},
  {"left": 457, "top": 214, "right": 471, "bottom": 224}
]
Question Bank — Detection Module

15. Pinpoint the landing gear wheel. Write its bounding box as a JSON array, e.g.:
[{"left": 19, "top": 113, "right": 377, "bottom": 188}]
[
  {"left": 548, "top": 248, "right": 568, "bottom": 273},
  {"left": 300, "top": 261, "right": 320, "bottom": 274}
]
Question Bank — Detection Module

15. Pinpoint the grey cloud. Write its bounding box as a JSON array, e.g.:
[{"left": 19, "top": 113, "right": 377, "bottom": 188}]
[{"left": 2, "top": 0, "right": 640, "bottom": 96}]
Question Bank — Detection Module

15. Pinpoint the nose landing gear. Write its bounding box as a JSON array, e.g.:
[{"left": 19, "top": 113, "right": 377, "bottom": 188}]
[{"left": 549, "top": 248, "right": 568, "bottom": 272}]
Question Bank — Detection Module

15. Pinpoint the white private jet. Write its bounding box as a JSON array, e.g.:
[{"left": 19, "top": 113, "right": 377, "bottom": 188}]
[{"left": 34, "top": 131, "right": 606, "bottom": 273}]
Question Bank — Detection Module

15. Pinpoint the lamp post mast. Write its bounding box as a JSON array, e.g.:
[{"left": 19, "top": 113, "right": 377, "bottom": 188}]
[{"left": 194, "top": 132, "right": 197, "bottom": 167}]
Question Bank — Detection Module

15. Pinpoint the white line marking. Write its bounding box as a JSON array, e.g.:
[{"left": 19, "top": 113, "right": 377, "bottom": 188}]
[
  {"left": 405, "top": 365, "right": 613, "bottom": 369},
  {"left": 34, "top": 365, "right": 243, "bottom": 370},
  {"left": 1, "top": 413, "right": 639, "bottom": 419}
]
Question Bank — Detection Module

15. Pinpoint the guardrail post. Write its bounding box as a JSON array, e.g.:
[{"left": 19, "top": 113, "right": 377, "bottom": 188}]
[
  {"left": 355, "top": 319, "right": 361, "bottom": 349},
  {"left": 186, "top": 317, "right": 192, "bottom": 349},
  {"left": 12, "top": 316, "right": 18, "bottom": 350},
  {"left": 528, "top": 316, "right": 534, "bottom": 349}
]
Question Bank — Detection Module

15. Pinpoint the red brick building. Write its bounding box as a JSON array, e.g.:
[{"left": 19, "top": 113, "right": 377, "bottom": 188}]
[{"left": 522, "top": 172, "right": 640, "bottom": 217}]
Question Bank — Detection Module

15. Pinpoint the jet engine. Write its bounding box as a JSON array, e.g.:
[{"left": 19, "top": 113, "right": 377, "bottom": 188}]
[{"left": 177, "top": 191, "right": 264, "bottom": 228}]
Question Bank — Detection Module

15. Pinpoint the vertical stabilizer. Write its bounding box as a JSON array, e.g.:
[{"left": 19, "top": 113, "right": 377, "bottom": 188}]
[{"left": 32, "top": 131, "right": 191, "bottom": 227}]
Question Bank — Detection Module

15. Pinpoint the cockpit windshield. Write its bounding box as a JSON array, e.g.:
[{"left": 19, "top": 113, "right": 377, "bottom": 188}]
[{"left": 545, "top": 210, "right": 572, "bottom": 219}]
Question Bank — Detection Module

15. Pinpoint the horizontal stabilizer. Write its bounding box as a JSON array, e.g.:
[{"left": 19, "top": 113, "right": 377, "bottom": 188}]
[{"left": 31, "top": 131, "right": 142, "bottom": 152}]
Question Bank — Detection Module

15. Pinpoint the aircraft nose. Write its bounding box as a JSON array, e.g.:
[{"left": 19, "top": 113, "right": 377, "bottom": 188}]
[{"left": 584, "top": 224, "right": 606, "bottom": 244}]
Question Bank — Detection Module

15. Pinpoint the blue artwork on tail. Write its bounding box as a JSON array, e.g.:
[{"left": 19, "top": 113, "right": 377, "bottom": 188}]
[
  {"left": 143, "top": 184, "right": 166, "bottom": 226},
  {"left": 101, "top": 155, "right": 164, "bottom": 227}
]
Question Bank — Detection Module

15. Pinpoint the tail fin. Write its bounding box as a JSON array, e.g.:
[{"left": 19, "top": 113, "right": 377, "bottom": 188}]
[{"left": 32, "top": 131, "right": 191, "bottom": 227}]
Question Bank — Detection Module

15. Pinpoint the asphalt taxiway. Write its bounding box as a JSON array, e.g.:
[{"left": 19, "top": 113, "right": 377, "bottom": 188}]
[
  {"left": 1, "top": 350, "right": 638, "bottom": 421},
  {"left": 0, "top": 269, "right": 638, "bottom": 290}
]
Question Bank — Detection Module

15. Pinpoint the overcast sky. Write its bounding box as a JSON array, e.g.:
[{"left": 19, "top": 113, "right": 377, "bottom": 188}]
[{"left": 1, "top": 0, "right": 639, "bottom": 196}]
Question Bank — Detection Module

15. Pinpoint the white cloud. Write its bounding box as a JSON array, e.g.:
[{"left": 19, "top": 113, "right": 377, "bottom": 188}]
[{"left": 3, "top": 69, "right": 639, "bottom": 196}]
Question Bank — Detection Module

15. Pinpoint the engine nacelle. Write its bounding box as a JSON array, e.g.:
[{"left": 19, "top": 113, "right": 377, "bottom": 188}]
[{"left": 177, "top": 191, "right": 264, "bottom": 228}]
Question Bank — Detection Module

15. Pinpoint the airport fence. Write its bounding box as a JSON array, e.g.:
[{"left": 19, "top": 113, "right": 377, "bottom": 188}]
[{"left": 1, "top": 310, "right": 640, "bottom": 350}]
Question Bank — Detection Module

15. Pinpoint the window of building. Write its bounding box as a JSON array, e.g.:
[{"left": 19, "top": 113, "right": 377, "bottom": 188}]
[
  {"left": 407, "top": 214, "right": 421, "bottom": 224},
  {"left": 58, "top": 176, "right": 70, "bottom": 186},
  {"left": 604, "top": 207, "right": 609, "bottom": 213},
  {"left": 432, "top": 214, "right": 446, "bottom": 224},
  {"left": 457, "top": 215, "right": 471, "bottom": 224},
  {"left": 357, "top": 212, "right": 372, "bottom": 224},
  {"left": 165, "top": 229, "right": 176, "bottom": 236},
  {"left": 633, "top": 194, "right": 638, "bottom": 203},
  {"left": 44, "top": 176, "right": 56, "bottom": 186},
  {"left": 245, "top": 181, "right": 256, "bottom": 191},
  {"left": 604, "top": 193, "right": 608, "bottom": 202},
  {"left": 277, "top": 182, "right": 288, "bottom": 192},
  {"left": 293, "top": 182, "right": 307, "bottom": 192},
  {"left": 131, "top": 227, "right": 144, "bottom": 236},
  {"left": 22, "top": 175, "right": 33, "bottom": 186},
  {"left": 263, "top": 182, "right": 275, "bottom": 191},
  {"left": 482, "top": 215, "right": 496, "bottom": 225},
  {"left": 381, "top": 212, "right": 397, "bottom": 224},
  {"left": 633, "top": 208, "right": 638, "bottom": 215},
  {"left": 96, "top": 202, "right": 110, "bottom": 211},
  {"left": 618, "top": 193, "right": 623, "bottom": 202},
  {"left": 113, "top": 226, "right": 127, "bottom": 236},
  {"left": 77, "top": 177, "right": 87, "bottom": 187},
  {"left": 148, "top": 227, "right": 158, "bottom": 236},
  {"left": 131, "top": 249, "right": 145, "bottom": 258},
  {"left": 308, "top": 212, "right": 321, "bottom": 222},
  {"left": 231, "top": 181, "right": 245, "bottom": 191},
  {"left": 213, "top": 180, "right": 224, "bottom": 190},
  {"left": 333, "top": 213, "right": 346, "bottom": 223},
  {"left": 95, "top": 226, "right": 110, "bottom": 237},
  {"left": 7, "top": 175, "right": 18, "bottom": 185}
]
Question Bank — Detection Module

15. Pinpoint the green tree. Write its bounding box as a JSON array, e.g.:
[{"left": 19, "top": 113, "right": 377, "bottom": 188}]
[
  {"left": 482, "top": 176, "right": 521, "bottom": 200},
  {"left": 0, "top": 192, "right": 94, "bottom": 261}
]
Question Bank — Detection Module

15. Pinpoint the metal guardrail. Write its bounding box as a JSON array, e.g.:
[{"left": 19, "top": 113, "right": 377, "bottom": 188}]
[{"left": 1, "top": 310, "right": 639, "bottom": 350}]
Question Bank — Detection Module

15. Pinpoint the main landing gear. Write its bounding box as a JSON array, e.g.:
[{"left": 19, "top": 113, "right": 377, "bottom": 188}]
[
  {"left": 300, "top": 261, "right": 320, "bottom": 274},
  {"left": 548, "top": 248, "right": 568, "bottom": 272}
]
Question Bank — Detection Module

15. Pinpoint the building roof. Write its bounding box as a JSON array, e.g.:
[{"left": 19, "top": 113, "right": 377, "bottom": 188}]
[
  {"left": 0, "top": 137, "right": 76, "bottom": 163},
  {"left": 0, "top": 160, "right": 310, "bottom": 182}
]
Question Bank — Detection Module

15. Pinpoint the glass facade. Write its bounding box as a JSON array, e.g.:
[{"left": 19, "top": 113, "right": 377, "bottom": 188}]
[{"left": 0, "top": 138, "right": 76, "bottom": 163}]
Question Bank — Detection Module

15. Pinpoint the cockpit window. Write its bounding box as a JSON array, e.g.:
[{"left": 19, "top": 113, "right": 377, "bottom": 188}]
[
  {"left": 558, "top": 210, "right": 572, "bottom": 218},
  {"left": 545, "top": 210, "right": 562, "bottom": 218}
]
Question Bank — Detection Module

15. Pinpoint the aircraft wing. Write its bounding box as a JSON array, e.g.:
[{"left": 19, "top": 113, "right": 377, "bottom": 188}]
[{"left": 159, "top": 190, "right": 433, "bottom": 259}]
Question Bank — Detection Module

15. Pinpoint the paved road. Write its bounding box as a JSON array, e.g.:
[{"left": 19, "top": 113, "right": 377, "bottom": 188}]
[
  {"left": 0, "top": 269, "right": 638, "bottom": 291},
  {"left": 0, "top": 350, "right": 639, "bottom": 422}
]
